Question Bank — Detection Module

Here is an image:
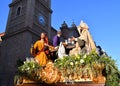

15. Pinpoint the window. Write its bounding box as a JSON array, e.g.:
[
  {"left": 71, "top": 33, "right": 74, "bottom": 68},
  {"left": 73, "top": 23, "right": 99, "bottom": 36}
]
[{"left": 16, "top": 7, "right": 21, "bottom": 16}]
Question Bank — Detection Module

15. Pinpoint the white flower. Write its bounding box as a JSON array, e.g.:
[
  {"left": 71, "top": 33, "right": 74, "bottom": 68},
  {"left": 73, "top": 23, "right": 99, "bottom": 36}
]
[
  {"left": 26, "top": 67, "right": 30, "bottom": 70},
  {"left": 30, "top": 58, "right": 34, "bottom": 61},
  {"left": 32, "top": 65, "right": 35, "bottom": 68},
  {"left": 26, "top": 57, "right": 30, "bottom": 62},
  {"left": 70, "top": 62, "right": 74, "bottom": 66},
  {"left": 24, "top": 61, "right": 26, "bottom": 64},
  {"left": 75, "top": 62, "right": 78, "bottom": 65},
  {"left": 80, "top": 59, "right": 84, "bottom": 63}
]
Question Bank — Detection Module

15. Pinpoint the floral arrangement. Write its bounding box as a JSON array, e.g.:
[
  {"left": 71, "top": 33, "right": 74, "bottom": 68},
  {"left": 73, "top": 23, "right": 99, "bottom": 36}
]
[
  {"left": 15, "top": 51, "right": 120, "bottom": 86},
  {"left": 16, "top": 58, "right": 43, "bottom": 83},
  {"left": 54, "top": 51, "right": 120, "bottom": 85},
  {"left": 54, "top": 52, "right": 94, "bottom": 83}
]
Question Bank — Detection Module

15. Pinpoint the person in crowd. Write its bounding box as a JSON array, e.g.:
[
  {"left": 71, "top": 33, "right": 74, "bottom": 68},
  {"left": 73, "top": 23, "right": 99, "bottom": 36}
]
[
  {"left": 53, "top": 31, "right": 62, "bottom": 47},
  {"left": 31, "top": 32, "right": 48, "bottom": 66}
]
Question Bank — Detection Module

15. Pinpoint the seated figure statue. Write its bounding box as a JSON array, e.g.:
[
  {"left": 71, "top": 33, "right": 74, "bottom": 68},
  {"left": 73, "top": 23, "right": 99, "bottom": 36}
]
[{"left": 30, "top": 32, "right": 48, "bottom": 66}]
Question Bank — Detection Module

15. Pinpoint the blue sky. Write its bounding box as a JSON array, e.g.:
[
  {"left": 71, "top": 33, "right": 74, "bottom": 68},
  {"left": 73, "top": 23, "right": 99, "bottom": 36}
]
[{"left": 0, "top": 0, "right": 120, "bottom": 68}]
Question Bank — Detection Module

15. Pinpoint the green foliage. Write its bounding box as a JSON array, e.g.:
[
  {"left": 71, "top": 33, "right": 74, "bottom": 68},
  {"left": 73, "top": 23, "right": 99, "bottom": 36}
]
[
  {"left": 103, "top": 56, "right": 120, "bottom": 86},
  {"left": 54, "top": 54, "right": 82, "bottom": 70},
  {"left": 18, "top": 58, "right": 43, "bottom": 81},
  {"left": 15, "top": 51, "right": 120, "bottom": 85},
  {"left": 54, "top": 51, "right": 120, "bottom": 85}
]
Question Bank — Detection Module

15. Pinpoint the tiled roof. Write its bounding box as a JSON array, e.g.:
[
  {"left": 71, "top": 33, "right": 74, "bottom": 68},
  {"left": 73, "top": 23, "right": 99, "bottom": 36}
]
[{"left": 0, "top": 32, "right": 5, "bottom": 37}]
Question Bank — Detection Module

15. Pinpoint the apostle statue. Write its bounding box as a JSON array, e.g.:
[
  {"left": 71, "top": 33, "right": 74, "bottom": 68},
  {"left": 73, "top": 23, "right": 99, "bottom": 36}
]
[{"left": 71, "top": 20, "right": 96, "bottom": 55}]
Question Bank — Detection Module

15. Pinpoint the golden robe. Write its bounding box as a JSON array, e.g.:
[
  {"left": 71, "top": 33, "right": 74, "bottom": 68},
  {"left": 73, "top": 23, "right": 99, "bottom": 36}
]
[{"left": 33, "top": 40, "right": 48, "bottom": 66}]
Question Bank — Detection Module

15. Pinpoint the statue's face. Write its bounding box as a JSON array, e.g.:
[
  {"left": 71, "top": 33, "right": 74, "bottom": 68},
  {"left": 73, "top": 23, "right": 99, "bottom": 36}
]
[
  {"left": 79, "top": 27, "right": 84, "bottom": 32},
  {"left": 81, "top": 27, "right": 84, "bottom": 30},
  {"left": 41, "top": 33, "right": 46, "bottom": 39}
]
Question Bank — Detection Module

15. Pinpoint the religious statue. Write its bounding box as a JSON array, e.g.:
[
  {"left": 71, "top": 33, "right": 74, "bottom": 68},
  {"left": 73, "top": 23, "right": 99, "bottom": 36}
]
[
  {"left": 31, "top": 32, "right": 48, "bottom": 66},
  {"left": 71, "top": 20, "right": 96, "bottom": 54}
]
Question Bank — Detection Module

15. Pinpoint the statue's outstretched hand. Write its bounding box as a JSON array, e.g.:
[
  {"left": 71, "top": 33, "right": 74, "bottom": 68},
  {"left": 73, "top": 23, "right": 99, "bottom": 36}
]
[{"left": 71, "top": 36, "right": 75, "bottom": 41}]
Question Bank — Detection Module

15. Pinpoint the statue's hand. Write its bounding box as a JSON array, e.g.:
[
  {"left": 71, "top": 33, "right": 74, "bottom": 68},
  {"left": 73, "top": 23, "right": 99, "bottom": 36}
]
[{"left": 71, "top": 36, "right": 75, "bottom": 41}]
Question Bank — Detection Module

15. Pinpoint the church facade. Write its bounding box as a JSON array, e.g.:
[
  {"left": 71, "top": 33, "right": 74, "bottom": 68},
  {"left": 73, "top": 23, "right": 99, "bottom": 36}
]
[
  {"left": 60, "top": 21, "right": 79, "bottom": 40},
  {"left": 0, "top": 0, "right": 79, "bottom": 86}
]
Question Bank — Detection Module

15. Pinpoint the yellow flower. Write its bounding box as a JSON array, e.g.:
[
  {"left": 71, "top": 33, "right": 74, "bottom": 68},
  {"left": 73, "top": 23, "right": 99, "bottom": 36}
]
[
  {"left": 83, "top": 54, "right": 87, "bottom": 59},
  {"left": 75, "top": 54, "right": 80, "bottom": 59}
]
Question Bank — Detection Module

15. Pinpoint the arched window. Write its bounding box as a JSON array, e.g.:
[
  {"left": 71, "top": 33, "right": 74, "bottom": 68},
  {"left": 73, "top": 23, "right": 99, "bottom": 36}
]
[{"left": 16, "top": 7, "right": 21, "bottom": 16}]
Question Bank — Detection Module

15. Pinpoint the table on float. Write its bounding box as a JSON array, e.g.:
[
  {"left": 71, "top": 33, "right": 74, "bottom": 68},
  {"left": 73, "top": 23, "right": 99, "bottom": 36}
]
[{"left": 50, "top": 44, "right": 75, "bottom": 61}]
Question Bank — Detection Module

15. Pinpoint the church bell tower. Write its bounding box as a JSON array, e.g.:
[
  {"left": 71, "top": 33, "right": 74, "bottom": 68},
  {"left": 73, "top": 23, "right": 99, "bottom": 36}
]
[{"left": 0, "top": 0, "right": 52, "bottom": 85}]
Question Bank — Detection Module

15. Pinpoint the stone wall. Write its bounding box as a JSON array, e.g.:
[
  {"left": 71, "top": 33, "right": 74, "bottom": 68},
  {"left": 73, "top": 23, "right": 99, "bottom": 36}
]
[{"left": 0, "top": 29, "right": 40, "bottom": 86}]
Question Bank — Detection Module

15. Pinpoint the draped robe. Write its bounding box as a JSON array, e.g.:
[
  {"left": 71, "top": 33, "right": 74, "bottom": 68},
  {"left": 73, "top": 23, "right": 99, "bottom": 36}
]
[{"left": 33, "top": 40, "right": 48, "bottom": 66}]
